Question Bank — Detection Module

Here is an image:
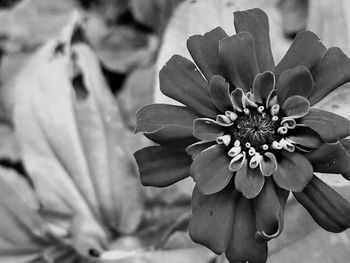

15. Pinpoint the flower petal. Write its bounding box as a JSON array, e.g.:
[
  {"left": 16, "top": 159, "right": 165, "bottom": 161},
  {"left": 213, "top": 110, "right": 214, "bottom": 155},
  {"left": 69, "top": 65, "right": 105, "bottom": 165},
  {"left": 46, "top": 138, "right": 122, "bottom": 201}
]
[
  {"left": 186, "top": 141, "right": 216, "bottom": 159},
  {"left": 230, "top": 88, "right": 245, "bottom": 112},
  {"left": 160, "top": 55, "right": 218, "bottom": 117},
  {"left": 234, "top": 8, "right": 274, "bottom": 72},
  {"left": 305, "top": 142, "right": 350, "bottom": 180},
  {"left": 253, "top": 71, "right": 275, "bottom": 104},
  {"left": 294, "top": 175, "right": 350, "bottom": 232},
  {"left": 190, "top": 145, "right": 233, "bottom": 195},
  {"left": 209, "top": 75, "right": 233, "bottom": 112},
  {"left": 134, "top": 146, "right": 191, "bottom": 187},
  {"left": 287, "top": 125, "right": 323, "bottom": 150},
  {"left": 135, "top": 104, "right": 198, "bottom": 146},
  {"left": 193, "top": 118, "right": 224, "bottom": 141},
  {"left": 189, "top": 186, "right": 238, "bottom": 254},
  {"left": 259, "top": 152, "right": 277, "bottom": 176},
  {"left": 273, "top": 151, "right": 313, "bottom": 191},
  {"left": 281, "top": 95, "right": 310, "bottom": 119},
  {"left": 235, "top": 161, "right": 265, "bottom": 199},
  {"left": 308, "top": 47, "right": 350, "bottom": 106},
  {"left": 274, "top": 31, "right": 326, "bottom": 79},
  {"left": 225, "top": 197, "right": 268, "bottom": 263},
  {"left": 255, "top": 177, "right": 289, "bottom": 241},
  {"left": 219, "top": 32, "right": 259, "bottom": 91},
  {"left": 187, "top": 27, "right": 228, "bottom": 81},
  {"left": 276, "top": 65, "right": 314, "bottom": 104},
  {"left": 300, "top": 108, "right": 350, "bottom": 143}
]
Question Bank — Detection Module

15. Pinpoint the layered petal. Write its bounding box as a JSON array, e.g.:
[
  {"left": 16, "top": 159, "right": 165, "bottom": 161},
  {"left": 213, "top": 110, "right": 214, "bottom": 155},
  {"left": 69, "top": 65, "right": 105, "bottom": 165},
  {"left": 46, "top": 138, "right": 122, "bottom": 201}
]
[
  {"left": 190, "top": 145, "right": 232, "bottom": 195},
  {"left": 219, "top": 32, "right": 259, "bottom": 91},
  {"left": 294, "top": 175, "right": 350, "bottom": 232},
  {"left": 225, "top": 197, "right": 268, "bottom": 263},
  {"left": 160, "top": 55, "right": 218, "bottom": 117},
  {"left": 134, "top": 146, "right": 192, "bottom": 187},
  {"left": 305, "top": 142, "right": 350, "bottom": 179},
  {"left": 209, "top": 75, "right": 233, "bottom": 112},
  {"left": 274, "top": 31, "right": 326, "bottom": 79},
  {"left": 281, "top": 95, "right": 310, "bottom": 119},
  {"left": 187, "top": 27, "right": 228, "bottom": 80},
  {"left": 255, "top": 178, "right": 289, "bottom": 241},
  {"left": 308, "top": 47, "right": 350, "bottom": 105},
  {"left": 276, "top": 65, "right": 313, "bottom": 104},
  {"left": 189, "top": 186, "right": 238, "bottom": 254},
  {"left": 273, "top": 152, "right": 313, "bottom": 191},
  {"left": 193, "top": 118, "right": 224, "bottom": 141},
  {"left": 300, "top": 108, "right": 350, "bottom": 143},
  {"left": 253, "top": 71, "right": 275, "bottom": 104},
  {"left": 234, "top": 8, "right": 275, "bottom": 72},
  {"left": 186, "top": 141, "right": 216, "bottom": 159},
  {"left": 135, "top": 104, "right": 198, "bottom": 146},
  {"left": 235, "top": 160, "right": 265, "bottom": 199},
  {"left": 287, "top": 125, "right": 323, "bottom": 150}
]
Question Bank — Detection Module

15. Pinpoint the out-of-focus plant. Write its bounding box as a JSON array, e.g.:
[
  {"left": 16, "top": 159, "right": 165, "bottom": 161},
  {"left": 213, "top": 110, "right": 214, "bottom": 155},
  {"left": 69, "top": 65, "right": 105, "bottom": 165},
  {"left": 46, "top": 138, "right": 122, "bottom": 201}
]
[{"left": 135, "top": 8, "right": 350, "bottom": 263}]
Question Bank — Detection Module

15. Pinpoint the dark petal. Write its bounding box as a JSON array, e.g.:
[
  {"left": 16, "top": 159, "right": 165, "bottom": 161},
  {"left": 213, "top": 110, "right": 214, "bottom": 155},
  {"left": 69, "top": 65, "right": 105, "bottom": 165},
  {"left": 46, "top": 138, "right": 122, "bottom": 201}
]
[
  {"left": 160, "top": 55, "right": 218, "bottom": 118},
  {"left": 281, "top": 95, "right": 310, "bottom": 119},
  {"left": 294, "top": 175, "right": 350, "bottom": 232},
  {"left": 308, "top": 47, "right": 350, "bottom": 106},
  {"left": 276, "top": 65, "right": 314, "bottom": 104},
  {"left": 273, "top": 151, "right": 313, "bottom": 192},
  {"left": 190, "top": 145, "right": 233, "bottom": 195},
  {"left": 300, "top": 108, "right": 350, "bottom": 143},
  {"left": 219, "top": 32, "right": 259, "bottom": 91},
  {"left": 255, "top": 178, "right": 289, "bottom": 241},
  {"left": 134, "top": 146, "right": 191, "bottom": 187},
  {"left": 253, "top": 71, "right": 275, "bottom": 104},
  {"left": 193, "top": 118, "right": 224, "bottom": 141},
  {"left": 209, "top": 75, "right": 233, "bottom": 112},
  {"left": 189, "top": 186, "right": 238, "bottom": 254},
  {"left": 305, "top": 142, "right": 350, "bottom": 180},
  {"left": 287, "top": 125, "right": 323, "bottom": 150},
  {"left": 186, "top": 141, "right": 216, "bottom": 159},
  {"left": 225, "top": 197, "right": 268, "bottom": 263},
  {"left": 135, "top": 104, "right": 198, "bottom": 146},
  {"left": 187, "top": 27, "right": 228, "bottom": 81},
  {"left": 234, "top": 8, "right": 275, "bottom": 72},
  {"left": 235, "top": 161, "right": 265, "bottom": 199},
  {"left": 274, "top": 31, "right": 326, "bottom": 80}
]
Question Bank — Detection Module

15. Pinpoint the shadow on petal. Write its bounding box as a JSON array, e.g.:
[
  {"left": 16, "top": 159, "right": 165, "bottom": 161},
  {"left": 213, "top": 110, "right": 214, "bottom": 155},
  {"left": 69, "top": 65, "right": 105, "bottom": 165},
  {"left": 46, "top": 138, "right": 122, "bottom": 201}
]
[
  {"left": 193, "top": 118, "right": 224, "bottom": 141},
  {"left": 209, "top": 75, "right": 233, "bottom": 112},
  {"left": 253, "top": 71, "right": 275, "bottom": 104}
]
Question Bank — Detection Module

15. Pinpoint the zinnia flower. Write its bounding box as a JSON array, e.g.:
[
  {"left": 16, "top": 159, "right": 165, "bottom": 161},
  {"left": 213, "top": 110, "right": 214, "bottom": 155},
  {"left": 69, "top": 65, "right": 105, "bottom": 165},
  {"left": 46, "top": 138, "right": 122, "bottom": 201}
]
[{"left": 134, "top": 8, "right": 350, "bottom": 263}]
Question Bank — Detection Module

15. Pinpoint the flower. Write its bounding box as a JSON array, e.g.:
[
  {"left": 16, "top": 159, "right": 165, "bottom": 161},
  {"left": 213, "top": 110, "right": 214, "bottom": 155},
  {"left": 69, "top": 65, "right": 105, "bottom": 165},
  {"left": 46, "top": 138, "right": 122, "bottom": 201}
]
[{"left": 134, "top": 8, "right": 350, "bottom": 263}]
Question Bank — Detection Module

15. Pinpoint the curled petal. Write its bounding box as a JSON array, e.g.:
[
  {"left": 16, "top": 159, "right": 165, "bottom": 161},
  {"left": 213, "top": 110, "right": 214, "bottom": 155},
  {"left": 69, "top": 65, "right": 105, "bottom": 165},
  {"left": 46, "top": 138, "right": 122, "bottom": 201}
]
[
  {"left": 219, "top": 32, "right": 259, "bottom": 91},
  {"left": 229, "top": 151, "right": 246, "bottom": 172},
  {"left": 300, "top": 108, "right": 350, "bottom": 143},
  {"left": 160, "top": 55, "right": 218, "bottom": 117},
  {"left": 135, "top": 104, "right": 198, "bottom": 146},
  {"left": 234, "top": 8, "right": 275, "bottom": 72},
  {"left": 235, "top": 161, "right": 265, "bottom": 199},
  {"left": 230, "top": 88, "right": 245, "bottom": 112},
  {"left": 259, "top": 152, "right": 277, "bottom": 176},
  {"left": 216, "top": 114, "right": 234, "bottom": 126},
  {"left": 287, "top": 125, "right": 323, "bottom": 150},
  {"left": 305, "top": 142, "right": 350, "bottom": 179},
  {"left": 273, "top": 152, "right": 313, "bottom": 192},
  {"left": 266, "top": 89, "right": 278, "bottom": 108},
  {"left": 187, "top": 27, "right": 228, "bottom": 81},
  {"left": 308, "top": 47, "right": 350, "bottom": 106},
  {"left": 193, "top": 118, "right": 224, "bottom": 141},
  {"left": 190, "top": 145, "right": 233, "bottom": 195},
  {"left": 134, "top": 146, "right": 191, "bottom": 187},
  {"left": 186, "top": 141, "right": 216, "bottom": 159},
  {"left": 281, "top": 118, "right": 296, "bottom": 129},
  {"left": 225, "top": 197, "right": 268, "bottom": 263},
  {"left": 209, "top": 75, "right": 233, "bottom": 112},
  {"left": 189, "top": 186, "right": 238, "bottom": 254},
  {"left": 253, "top": 71, "right": 275, "bottom": 104},
  {"left": 255, "top": 178, "right": 289, "bottom": 241},
  {"left": 281, "top": 95, "right": 310, "bottom": 119},
  {"left": 294, "top": 175, "right": 350, "bottom": 232},
  {"left": 274, "top": 31, "right": 326, "bottom": 79},
  {"left": 276, "top": 65, "right": 314, "bottom": 104}
]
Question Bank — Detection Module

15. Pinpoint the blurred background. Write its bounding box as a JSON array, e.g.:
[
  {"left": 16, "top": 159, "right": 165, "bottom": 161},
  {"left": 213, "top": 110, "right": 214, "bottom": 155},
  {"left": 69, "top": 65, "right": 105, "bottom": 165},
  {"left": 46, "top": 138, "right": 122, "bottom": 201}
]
[{"left": 0, "top": 0, "right": 350, "bottom": 262}]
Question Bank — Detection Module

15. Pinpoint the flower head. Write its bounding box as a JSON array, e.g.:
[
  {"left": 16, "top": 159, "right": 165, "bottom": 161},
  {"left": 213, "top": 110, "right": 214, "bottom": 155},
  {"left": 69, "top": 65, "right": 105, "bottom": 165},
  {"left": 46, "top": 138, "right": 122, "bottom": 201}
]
[{"left": 134, "top": 8, "right": 350, "bottom": 263}]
